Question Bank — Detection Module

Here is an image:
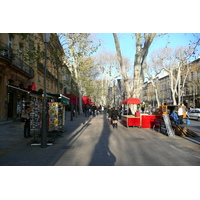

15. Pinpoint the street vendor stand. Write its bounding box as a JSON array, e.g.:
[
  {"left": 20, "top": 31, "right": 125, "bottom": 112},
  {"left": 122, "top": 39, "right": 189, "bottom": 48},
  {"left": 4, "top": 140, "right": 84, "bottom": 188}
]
[
  {"left": 121, "top": 98, "right": 142, "bottom": 127},
  {"left": 46, "top": 93, "right": 70, "bottom": 132},
  {"left": 121, "top": 98, "right": 161, "bottom": 128}
]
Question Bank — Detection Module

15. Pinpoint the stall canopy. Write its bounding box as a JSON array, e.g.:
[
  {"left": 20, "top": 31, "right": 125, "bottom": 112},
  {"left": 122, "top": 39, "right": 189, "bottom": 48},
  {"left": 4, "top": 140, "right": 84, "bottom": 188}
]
[
  {"left": 122, "top": 98, "right": 142, "bottom": 104},
  {"left": 7, "top": 84, "right": 31, "bottom": 93},
  {"left": 47, "top": 93, "right": 70, "bottom": 105}
]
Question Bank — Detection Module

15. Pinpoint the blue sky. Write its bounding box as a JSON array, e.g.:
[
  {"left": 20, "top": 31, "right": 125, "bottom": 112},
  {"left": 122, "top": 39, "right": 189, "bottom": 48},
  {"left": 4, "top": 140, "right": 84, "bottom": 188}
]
[{"left": 95, "top": 33, "right": 200, "bottom": 65}]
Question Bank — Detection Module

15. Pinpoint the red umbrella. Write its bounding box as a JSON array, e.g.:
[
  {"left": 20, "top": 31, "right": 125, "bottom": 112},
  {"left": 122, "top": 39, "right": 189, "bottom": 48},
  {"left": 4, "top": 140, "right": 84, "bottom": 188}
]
[
  {"left": 122, "top": 98, "right": 141, "bottom": 104},
  {"left": 122, "top": 99, "right": 127, "bottom": 104}
]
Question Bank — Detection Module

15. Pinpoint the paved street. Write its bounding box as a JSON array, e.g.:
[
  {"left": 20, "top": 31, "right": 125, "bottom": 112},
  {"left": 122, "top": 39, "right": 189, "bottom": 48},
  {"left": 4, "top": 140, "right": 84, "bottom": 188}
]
[{"left": 0, "top": 112, "right": 200, "bottom": 166}]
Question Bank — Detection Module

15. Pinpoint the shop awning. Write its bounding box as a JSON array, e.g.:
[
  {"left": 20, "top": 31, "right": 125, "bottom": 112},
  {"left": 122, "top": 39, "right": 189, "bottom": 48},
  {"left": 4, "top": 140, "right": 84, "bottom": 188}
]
[
  {"left": 46, "top": 93, "right": 70, "bottom": 105},
  {"left": 66, "top": 94, "right": 79, "bottom": 105},
  {"left": 7, "top": 84, "right": 31, "bottom": 93},
  {"left": 82, "top": 96, "right": 94, "bottom": 105},
  {"left": 61, "top": 95, "right": 70, "bottom": 105}
]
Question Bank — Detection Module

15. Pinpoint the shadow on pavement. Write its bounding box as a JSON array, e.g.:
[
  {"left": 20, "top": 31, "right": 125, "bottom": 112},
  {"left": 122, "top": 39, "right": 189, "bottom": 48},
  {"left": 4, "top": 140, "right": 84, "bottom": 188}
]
[{"left": 89, "top": 114, "right": 116, "bottom": 166}]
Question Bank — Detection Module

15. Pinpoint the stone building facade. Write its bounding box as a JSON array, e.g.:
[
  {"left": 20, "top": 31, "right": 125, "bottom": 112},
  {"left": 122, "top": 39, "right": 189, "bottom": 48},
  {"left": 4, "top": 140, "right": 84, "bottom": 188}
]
[
  {"left": 0, "top": 33, "right": 67, "bottom": 120},
  {"left": 141, "top": 58, "right": 200, "bottom": 108}
]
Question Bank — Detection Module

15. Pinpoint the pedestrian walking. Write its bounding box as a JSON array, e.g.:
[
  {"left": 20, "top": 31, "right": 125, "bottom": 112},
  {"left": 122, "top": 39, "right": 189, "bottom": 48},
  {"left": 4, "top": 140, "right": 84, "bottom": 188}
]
[
  {"left": 84, "top": 104, "right": 90, "bottom": 117},
  {"left": 21, "top": 106, "right": 31, "bottom": 138},
  {"left": 178, "top": 106, "right": 184, "bottom": 124},
  {"left": 107, "top": 106, "right": 112, "bottom": 124},
  {"left": 92, "top": 105, "right": 97, "bottom": 117},
  {"left": 111, "top": 107, "right": 120, "bottom": 128}
]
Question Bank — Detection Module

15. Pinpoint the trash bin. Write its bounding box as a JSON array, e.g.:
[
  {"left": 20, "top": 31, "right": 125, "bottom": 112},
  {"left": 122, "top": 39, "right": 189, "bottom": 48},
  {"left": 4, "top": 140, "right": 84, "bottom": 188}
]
[{"left": 186, "top": 118, "right": 190, "bottom": 125}]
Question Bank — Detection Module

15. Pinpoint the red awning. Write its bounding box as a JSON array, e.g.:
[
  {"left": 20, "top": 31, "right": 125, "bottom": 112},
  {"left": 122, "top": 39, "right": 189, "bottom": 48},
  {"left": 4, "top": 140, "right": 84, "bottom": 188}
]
[
  {"left": 66, "top": 94, "right": 79, "bottom": 105},
  {"left": 122, "top": 99, "right": 127, "bottom": 104},
  {"left": 82, "top": 96, "right": 94, "bottom": 105},
  {"left": 82, "top": 96, "right": 89, "bottom": 104}
]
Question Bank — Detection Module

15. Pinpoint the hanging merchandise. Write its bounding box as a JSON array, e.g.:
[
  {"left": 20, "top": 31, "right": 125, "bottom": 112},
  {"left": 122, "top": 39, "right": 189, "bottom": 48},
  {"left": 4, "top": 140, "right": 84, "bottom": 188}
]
[
  {"left": 58, "top": 103, "right": 63, "bottom": 131},
  {"left": 30, "top": 99, "right": 42, "bottom": 131},
  {"left": 48, "top": 102, "right": 63, "bottom": 132},
  {"left": 49, "top": 102, "right": 59, "bottom": 131}
]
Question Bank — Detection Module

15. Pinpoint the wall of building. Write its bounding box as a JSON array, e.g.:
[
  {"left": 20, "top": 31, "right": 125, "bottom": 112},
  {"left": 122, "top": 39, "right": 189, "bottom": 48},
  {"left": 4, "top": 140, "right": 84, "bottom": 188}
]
[{"left": 0, "top": 33, "right": 66, "bottom": 120}]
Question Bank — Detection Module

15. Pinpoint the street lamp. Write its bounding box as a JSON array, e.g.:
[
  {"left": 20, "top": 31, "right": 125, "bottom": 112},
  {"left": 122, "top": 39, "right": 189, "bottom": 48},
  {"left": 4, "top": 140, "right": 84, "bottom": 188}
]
[{"left": 41, "top": 33, "right": 50, "bottom": 148}]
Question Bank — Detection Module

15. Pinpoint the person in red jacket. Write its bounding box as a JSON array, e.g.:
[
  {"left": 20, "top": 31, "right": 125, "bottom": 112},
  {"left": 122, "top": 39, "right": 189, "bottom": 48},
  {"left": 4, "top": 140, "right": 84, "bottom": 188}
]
[{"left": 135, "top": 110, "right": 140, "bottom": 117}]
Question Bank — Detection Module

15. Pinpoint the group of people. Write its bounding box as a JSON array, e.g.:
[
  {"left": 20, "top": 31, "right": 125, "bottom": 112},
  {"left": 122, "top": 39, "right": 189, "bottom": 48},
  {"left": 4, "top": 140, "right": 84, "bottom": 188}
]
[
  {"left": 170, "top": 105, "right": 185, "bottom": 125},
  {"left": 83, "top": 104, "right": 104, "bottom": 117},
  {"left": 107, "top": 106, "right": 120, "bottom": 129}
]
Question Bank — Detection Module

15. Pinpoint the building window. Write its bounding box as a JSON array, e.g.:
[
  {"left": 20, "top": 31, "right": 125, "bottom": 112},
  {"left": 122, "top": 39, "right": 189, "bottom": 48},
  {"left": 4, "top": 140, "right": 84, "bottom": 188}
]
[
  {"left": 197, "top": 69, "right": 200, "bottom": 79},
  {"left": 19, "top": 44, "right": 23, "bottom": 68},
  {"left": 198, "top": 86, "right": 200, "bottom": 94},
  {"left": 8, "top": 34, "right": 12, "bottom": 49},
  {"left": 47, "top": 79, "right": 49, "bottom": 88},
  {"left": 38, "top": 74, "right": 41, "bottom": 83},
  {"left": 191, "top": 72, "right": 194, "bottom": 81}
]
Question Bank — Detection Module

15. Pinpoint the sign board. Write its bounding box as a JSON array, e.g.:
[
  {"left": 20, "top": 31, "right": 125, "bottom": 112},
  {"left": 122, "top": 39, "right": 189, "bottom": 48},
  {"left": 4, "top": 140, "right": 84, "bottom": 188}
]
[{"left": 162, "top": 114, "right": 175, "bottom": 137}]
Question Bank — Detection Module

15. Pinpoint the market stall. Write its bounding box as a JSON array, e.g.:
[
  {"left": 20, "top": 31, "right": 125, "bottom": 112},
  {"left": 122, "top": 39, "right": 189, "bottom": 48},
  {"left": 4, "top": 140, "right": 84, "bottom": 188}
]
[
  {"left": 141, "top": 115, "right": 161, "bottom": 128},
  {"left": 46, "top": 93, "right": 70, "bottom": 132},
  {"left": 121, "top": 98, "right": 142, "bottom": 127},
  {"left": 121, "top": 98, "right": 161, "bottom": 128}
]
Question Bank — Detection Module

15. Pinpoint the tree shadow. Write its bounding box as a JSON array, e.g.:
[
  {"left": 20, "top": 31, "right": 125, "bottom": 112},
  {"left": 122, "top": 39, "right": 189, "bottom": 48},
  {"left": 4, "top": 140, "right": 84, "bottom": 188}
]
[{"left": 89, "top": 114, "right": 116, "bottom": 166}]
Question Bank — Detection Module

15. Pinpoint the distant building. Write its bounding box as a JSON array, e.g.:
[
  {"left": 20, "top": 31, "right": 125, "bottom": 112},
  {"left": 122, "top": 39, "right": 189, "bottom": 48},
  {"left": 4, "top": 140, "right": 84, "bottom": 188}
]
[{"left": 141, "top": 58, "right": 200, "bottom": 108}]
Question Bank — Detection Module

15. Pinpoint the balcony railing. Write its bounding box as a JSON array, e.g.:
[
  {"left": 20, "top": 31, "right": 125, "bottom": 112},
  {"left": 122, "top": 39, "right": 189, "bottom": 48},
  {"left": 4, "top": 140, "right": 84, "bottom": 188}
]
[{"left": 0, "top": 42, "right": 34, "bottom": 78}]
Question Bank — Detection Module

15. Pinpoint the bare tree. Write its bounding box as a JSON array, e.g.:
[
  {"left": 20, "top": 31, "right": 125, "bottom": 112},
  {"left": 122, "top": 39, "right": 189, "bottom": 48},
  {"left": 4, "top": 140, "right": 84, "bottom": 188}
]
[
  {"left": 113, "top": 33, "right": 131, "bottom": 98},
  {"left": 60, "top": 33, "right": 100, "bottom": 112},
  {"left": 150, "top": 46, "right": 195, "bottom": 105},
  {"left": 94, "top": 50, "right": 131, "bottom": 106},
  {"left": 133, "top": 33, "right": 156, "bottom": 98},
  {"left": 113, "top": 33, "right": 156, "bottom": 113},
  {"left": 145, "top": 62, "right": 162, "bottom": 107}
]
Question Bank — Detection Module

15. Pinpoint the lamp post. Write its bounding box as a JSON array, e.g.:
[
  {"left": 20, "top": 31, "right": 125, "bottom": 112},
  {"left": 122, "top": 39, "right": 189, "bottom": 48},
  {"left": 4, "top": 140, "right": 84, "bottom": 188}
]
[
  {"left": 41, "top": 33, "right": 50, "bottom": 148},
  {"left": 70, "top": 74, "right": 73, "bottom": 121}
]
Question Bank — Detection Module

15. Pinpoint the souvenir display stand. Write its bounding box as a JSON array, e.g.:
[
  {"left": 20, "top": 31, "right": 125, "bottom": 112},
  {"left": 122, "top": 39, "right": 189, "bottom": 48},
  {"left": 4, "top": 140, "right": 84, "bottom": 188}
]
[
  {"left": 48, "top": 102, "right": 63, "bottom": 133},
  {"left": 30, "top": 98, "right": 42, "bottom": 142}
]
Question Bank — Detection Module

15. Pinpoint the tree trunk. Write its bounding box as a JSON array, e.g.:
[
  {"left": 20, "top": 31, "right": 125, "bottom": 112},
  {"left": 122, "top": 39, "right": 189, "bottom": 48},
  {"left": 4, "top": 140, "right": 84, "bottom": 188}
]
[
  {"left": 133, "top": 33, "right": 156, "bottom": 99},
  {"left": 113, "top": 33, "right": 131, "bottom": 98}
]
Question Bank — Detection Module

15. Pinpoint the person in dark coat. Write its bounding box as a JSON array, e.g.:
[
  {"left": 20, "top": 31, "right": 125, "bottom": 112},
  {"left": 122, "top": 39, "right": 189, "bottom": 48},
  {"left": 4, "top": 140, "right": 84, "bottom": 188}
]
[
  {"left": 107, "top": 106, "right": 112, "bottom": 124},
  {"left": 21, "top": 106, "right": 31, "bottom": 138},
  {"left": 111, "top": 107, "right": 120, "bottom": 128}
]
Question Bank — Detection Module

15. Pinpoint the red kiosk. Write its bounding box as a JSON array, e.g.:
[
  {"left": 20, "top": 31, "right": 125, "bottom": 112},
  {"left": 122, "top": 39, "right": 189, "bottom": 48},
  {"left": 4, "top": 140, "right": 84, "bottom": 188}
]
[
  {"left": 121, "top": 98, "right": 161, "bottom": 128},
  {"left": 121, "top": 98, "right": 142, "bottom": 127}
]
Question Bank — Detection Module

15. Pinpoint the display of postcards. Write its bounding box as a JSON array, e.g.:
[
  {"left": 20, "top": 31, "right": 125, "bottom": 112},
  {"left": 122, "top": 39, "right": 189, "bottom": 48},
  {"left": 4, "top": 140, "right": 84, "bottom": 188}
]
[{"left": 29, "top": 100, "right": 42, "bottom": 130}]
